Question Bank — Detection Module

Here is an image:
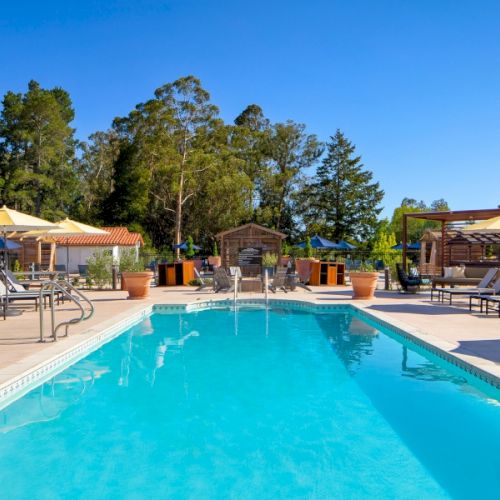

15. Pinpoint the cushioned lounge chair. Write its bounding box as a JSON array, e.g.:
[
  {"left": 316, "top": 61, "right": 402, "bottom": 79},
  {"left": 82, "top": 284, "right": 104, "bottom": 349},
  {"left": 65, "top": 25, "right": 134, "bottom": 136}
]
[
  {"left": 474, "top": 296, "right": 500, "bottom": 317},
  {"left": 432, "top": 268, "right": 499, "bottom": 303},
  {"left": 396, "top": 263, "right": 421, "bottom": 293},
  {"left": 0, "top": 280, "right": 46, "bottom": 312},
  {"left": 467, "top": 278, "right": 500, "bottom": 310}
]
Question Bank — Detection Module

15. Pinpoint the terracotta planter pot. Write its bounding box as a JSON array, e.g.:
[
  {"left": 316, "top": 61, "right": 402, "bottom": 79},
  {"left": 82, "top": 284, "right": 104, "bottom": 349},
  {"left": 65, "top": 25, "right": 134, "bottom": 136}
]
[
  {"left": 122, "top": 271, "right": 154, "bottom": 300},
  {"left": 208, "top": 256, "right": 221, "bottom": 268},
  {"left": 280, "top": 256, "right": 291, "bottom": 267},
  {"left": 295, "top": 259, "right": 318, "bottom": 283},
  {"left": 350, "top": 272, "right": 379, "bottom": 300},
  {"left": 121, "top": 274, "right": 127, "bottom": 291}
]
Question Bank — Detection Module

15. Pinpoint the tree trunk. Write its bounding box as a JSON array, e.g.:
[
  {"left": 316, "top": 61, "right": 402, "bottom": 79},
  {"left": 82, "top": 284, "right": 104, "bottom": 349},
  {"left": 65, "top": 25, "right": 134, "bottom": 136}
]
[{"left": 174, "top": 170, "right": 184, "bottom": 260}]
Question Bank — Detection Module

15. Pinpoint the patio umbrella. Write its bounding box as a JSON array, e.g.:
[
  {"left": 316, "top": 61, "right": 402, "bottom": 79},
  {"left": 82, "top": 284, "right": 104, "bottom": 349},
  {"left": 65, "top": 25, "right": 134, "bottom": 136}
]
[
  {"left": 0, "top": 206, "right": 59, "bottom": 318},
  {"left": 172, "top": 241, "right": 202, "bottom": 251},
  {"left": 336, "top": 240, "right": 357, "bottom": 250},
  {"left": 22, "top": 218, "right": 109, "bottom": 273},
  {"left": 462, "top": 215, "right": 500, "bottom": 231},
  {"left": 0, "top": 237, "right": 21, "bottom": 251},
  {"left": 296, "top": 235, "right": 341, "bottom": 250},
  {"left": 391, "top": 242, "right": 421, "bottom": 251}
]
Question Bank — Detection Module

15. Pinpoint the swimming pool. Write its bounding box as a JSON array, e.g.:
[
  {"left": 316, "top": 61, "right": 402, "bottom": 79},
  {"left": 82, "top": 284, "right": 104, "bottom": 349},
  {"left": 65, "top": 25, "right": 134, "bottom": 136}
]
[{"left": 0, "top": 303, "right": 499, "bottom": 499}]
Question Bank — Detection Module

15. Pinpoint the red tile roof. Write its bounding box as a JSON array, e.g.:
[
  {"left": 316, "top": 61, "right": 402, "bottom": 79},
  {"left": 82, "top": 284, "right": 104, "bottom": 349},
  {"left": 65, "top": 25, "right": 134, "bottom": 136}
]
[{"left": 55, "top": 227, "right": 144, "bottom": 247}]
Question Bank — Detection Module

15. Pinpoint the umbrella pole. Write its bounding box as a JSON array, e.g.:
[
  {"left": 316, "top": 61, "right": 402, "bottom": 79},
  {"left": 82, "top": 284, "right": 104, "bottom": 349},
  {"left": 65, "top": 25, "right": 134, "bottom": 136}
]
[
  {"left": 2, "top": 231, "right": 5, "bottom": 320},
  {"left": 2, "top": 231, "right": 22, "bottom": 318},
  {"left": 66, "top": 237, "right": 69, "bottom": 277}
]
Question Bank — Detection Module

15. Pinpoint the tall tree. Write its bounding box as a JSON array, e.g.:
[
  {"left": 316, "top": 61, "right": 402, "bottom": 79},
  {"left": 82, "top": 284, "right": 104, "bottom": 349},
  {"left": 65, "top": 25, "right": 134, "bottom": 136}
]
[
  {"left": 390, "top": 198, "right": 450, "bottom": 242},
  {"left": 101, "top": 141, "right": 150, "bottom": 227},
  {"left": 75, "top": 130, "right": 120, "bottom": 222},
  {"left": 302, "top": 129, "right": 384, "bottom": 241},
  {"left": 258, "top": 120, "right": 322, "bottom": 233},
  {"left": 0, "top": 80, "right": 77, "bottom": 218},
  {"left": 231, "top": 104, "right": 270, "bottom": 216},
  {"left": 110, "top": 76, "right": 244, "bottom": 252}
]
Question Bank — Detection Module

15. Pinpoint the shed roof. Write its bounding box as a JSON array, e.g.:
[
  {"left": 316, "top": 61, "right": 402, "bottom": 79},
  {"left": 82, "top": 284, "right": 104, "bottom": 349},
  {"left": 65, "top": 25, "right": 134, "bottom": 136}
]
[
  {"left": 54, "top": 227, "right": 143, "bottom": 247},
  {"left": 216, "top": 223, "right": 287, "bottom": 239}
]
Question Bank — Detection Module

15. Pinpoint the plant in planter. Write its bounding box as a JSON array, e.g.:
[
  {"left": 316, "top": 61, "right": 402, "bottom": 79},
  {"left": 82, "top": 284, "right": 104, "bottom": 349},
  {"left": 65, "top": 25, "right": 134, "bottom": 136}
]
[
  {"left": 280, "top": 241, "right": 291, "bottom": 267},
  {"left": 262, "top": 252, "right": 278, "bottom": 278},
  {"left": 119, "top": 248, "right": 137, "bottom": 290},
  {"left": 208, "top": 241, "right": 221, "bottom": 268},
  {"left": 120, "top": 252, "right": 154, "bottom": 299},
  {"left": 295, "top": 237, "right": 318, "bottom": 283},
  {"left": 350, "top": 261, "right": 379, "bottom": 300}
]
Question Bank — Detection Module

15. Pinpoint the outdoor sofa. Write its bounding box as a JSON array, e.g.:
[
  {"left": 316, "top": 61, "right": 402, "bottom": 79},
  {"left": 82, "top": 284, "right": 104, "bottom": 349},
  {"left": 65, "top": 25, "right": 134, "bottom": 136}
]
[{"left": 432, "top": 266, "right": 493, "bottom": 288}]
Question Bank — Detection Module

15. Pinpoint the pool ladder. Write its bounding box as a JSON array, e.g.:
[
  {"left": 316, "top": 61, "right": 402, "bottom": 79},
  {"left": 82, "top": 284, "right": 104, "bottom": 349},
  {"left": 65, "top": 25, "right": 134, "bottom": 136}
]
[{"left": 39, "top": 280, "right": 94, "bottom": 342}]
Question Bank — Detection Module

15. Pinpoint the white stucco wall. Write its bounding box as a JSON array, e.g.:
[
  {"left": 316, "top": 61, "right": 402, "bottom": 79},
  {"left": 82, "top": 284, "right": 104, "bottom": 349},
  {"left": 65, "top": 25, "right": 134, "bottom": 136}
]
[{"left": 56, "top": 245, "right": 139, "bottom": 273}]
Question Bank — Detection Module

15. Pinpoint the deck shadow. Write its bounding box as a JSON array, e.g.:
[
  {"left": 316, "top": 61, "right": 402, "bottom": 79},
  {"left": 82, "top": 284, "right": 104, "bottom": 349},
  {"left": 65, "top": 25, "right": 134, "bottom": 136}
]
[
  {"left": 366, "top": 303, "right": 468, "bottom": 315},
  {"left": 451, "top": 340, "right": 500, "bottom": 364}
]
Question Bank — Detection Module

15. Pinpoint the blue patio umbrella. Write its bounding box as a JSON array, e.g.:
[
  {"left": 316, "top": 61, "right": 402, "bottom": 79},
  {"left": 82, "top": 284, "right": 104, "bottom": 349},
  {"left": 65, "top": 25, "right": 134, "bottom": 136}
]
[
  {"left": 391, "top": 242, "right": 421, "bottom": 251},
  {"left": 172, "top": 241, "right": 202, "bottom": 251},
  {"left": 296, "top": 235, "right": 341, "bottom": 250},
  {"left": 336, "top": 240, "right": 357, "bottom": 250},
  {"left": 0, "top": 237, "right": 21, "bottom": 251}
]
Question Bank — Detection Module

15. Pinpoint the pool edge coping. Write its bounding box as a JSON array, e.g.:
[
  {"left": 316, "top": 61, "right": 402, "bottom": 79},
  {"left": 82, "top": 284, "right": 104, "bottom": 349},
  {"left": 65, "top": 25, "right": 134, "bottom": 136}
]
[{"left": 1, "top": 297, "right": 499, "bottom": 409}]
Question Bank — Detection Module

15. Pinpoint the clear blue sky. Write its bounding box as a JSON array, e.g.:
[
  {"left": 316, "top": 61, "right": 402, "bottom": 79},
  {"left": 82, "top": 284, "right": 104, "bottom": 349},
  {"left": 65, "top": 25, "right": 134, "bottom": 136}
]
[{"left": 1, "top": 0, "right": 499, "bottom": 217}]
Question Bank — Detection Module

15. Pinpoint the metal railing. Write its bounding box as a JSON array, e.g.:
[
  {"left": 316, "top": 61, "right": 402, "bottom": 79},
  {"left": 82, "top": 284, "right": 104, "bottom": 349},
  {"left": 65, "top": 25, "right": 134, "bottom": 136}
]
[{"left": 39, "top": 280, "right": 94, "bottom": 342}]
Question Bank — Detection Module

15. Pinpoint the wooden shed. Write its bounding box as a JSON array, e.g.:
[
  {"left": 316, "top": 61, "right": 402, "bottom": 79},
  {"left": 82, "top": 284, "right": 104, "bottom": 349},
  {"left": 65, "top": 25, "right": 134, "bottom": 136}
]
[
  {"left": 216, "top": 223, "right": 287, "bottom": 276},
  {"left": 11, "top": 234, "right": 57, "bottom": 271}
]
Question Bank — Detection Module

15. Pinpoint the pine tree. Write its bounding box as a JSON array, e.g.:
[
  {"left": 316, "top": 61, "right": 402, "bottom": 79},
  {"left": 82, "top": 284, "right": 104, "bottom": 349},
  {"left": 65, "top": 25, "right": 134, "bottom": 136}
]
[
  {"left": 0, "top": 80, "right": 78, "bottom": 218},
  {"left": 302, "top": 130, "right": 383, "bottom": 242}
]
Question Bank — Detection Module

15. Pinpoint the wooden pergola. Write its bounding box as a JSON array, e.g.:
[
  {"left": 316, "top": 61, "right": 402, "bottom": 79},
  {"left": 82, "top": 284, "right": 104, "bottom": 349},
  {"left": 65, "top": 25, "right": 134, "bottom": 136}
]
[{"left": 403, "top": 208, "right": 500, "bottom": 274}]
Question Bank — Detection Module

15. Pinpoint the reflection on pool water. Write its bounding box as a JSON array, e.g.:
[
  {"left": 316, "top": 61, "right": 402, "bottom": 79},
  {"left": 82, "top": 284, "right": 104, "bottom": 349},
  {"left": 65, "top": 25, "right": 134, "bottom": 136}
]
[{"left": 0, "top": 306, "right": 499, "bottom": 499}]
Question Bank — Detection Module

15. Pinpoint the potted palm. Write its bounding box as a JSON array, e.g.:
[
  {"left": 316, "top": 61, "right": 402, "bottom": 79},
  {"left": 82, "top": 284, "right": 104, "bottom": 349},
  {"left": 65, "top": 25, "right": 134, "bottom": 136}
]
[
  {"left": 262, "top": 252, "right": 278, "bottom": 278},
  {"left": 120, "top": 251, "right": 154, "bottom": 299},
  {"left": 208, "top": 241, "right": 221, "bottom": 268},
  {"left": 350, "top": 262, "right": 379, "bottom": 300}
]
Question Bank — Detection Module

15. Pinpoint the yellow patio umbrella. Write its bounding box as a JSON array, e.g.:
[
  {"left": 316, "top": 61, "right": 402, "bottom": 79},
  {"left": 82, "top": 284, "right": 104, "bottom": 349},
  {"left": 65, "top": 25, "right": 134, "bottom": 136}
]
[
  {"left": 22, "top": 218, "right": 109, "bottom": 273},
  {"left": 463, "top": 215, "right": 500, "bottom": 231},
  {"left": 0, "top": 206, "right": 60, "bottom": 318}
]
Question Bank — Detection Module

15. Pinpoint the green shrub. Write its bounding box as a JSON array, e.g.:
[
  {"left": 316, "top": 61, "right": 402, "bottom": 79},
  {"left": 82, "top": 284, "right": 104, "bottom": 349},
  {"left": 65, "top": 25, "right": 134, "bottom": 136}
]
[
  {"left": 87, "top": 250, "right": 113, "bottom": 289},
  {"left": 213, "top": 241, "right": 219, "bottom": 257},
  {"left": 119, "top": 248, "right": 144, "bottom": 272},
  {"left": 186, "top": 236, "right": 195, "bottom": 259},
  {"left": 305, "top": 236, "right": 313, "bottom": 258},
  {"left": 262, "top": 252, "right": 278, "bottom": 267}
]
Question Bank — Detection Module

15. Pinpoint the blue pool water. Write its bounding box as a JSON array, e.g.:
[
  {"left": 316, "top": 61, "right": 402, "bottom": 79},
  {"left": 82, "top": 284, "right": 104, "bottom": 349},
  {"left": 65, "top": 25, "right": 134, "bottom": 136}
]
[{"left": 1, "top": 305, "right": 500, "bottom": 499}]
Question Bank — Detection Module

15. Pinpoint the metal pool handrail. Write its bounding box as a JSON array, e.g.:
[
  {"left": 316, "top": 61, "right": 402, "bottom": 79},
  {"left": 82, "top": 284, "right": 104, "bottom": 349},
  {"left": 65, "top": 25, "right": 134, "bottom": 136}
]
[{"left": 39, "top": 280, "right": 94, "bottom": 342}]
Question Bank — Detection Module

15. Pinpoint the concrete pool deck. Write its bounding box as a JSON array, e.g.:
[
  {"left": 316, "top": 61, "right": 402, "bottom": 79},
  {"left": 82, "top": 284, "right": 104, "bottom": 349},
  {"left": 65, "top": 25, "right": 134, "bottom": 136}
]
[{"left": 1, "top": 284, "right": 500, "bottom": 398}]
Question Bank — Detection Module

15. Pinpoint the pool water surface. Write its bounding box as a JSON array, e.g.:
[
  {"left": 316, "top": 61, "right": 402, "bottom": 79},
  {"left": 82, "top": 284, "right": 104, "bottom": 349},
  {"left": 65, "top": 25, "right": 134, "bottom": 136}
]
[{"left": 0, "top": 306, "right": 499, "bottom": 499}]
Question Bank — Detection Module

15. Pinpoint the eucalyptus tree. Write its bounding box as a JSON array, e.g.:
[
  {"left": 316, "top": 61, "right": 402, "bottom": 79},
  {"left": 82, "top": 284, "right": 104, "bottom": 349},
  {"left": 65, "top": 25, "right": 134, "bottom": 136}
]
[
  {"left": 231, "top": 104, "right": 271, "bottom": 216},
  {"left": 302, "top": 129, "right": 383, "bottom": 242},
  {"left": 110, "top": 76, "right": 235, "bottom": 253},
  {"left": 0, "top": 80, "right": 77, "bottom": 218},
  {"left": 258, "top": 120, "right": 322, "bottom": 233},
  {"left": 76, "top": 130, "right": 120, "bottom": 222}
]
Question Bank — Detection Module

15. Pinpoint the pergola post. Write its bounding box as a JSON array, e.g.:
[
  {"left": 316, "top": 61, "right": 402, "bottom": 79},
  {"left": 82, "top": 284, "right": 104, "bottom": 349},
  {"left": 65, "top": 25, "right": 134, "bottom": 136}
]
[
  {"left": 440, "top": 220, "right": 446, "bottom": 276},
  {"left": 402, "top": 213, "right": 408, "bottom": 271}
]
